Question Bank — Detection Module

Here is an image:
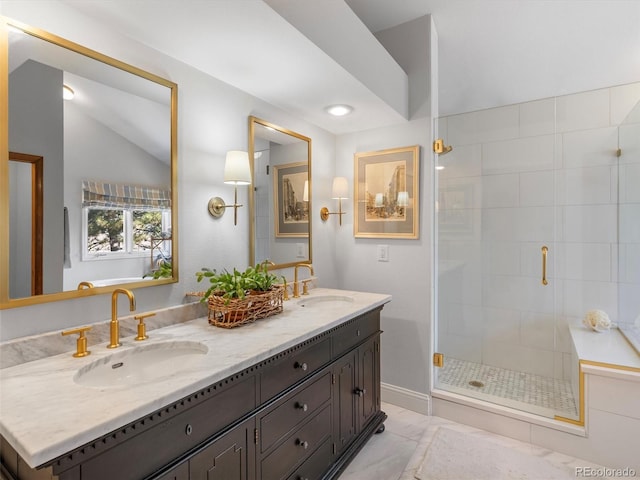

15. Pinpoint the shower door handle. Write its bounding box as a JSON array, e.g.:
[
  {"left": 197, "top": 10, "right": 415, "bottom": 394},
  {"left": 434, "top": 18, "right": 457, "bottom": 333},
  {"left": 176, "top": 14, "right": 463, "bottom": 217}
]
[{"left": 541, "top": 246, "right": 548, "bottom": 286}]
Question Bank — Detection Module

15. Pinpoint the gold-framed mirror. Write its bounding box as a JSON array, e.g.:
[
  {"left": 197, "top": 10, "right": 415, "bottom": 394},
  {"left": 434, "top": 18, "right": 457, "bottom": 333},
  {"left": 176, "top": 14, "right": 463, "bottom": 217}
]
[
  {"left": 249, "top": 116, "right": 311, "bottom": 269},
  {"left": 1, "top": 17, "right": 178, "bottom": 309}
]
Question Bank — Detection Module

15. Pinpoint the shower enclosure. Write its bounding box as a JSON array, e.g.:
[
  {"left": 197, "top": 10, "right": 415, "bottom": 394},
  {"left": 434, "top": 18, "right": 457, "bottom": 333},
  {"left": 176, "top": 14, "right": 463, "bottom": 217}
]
[{"left": 434, "top": 83, "right": 640, "bottom": 421}]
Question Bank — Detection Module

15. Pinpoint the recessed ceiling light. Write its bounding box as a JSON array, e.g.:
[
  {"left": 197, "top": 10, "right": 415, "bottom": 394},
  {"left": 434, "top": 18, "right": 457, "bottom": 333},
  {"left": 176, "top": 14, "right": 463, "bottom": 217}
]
[
  {"left": 325, "top": 104, "right": 353, "bottom": 116},
  {"left": 435, "top": 165, "right": 445, "bottom": 170},
  {"left": 63, "top": 85, "right": 75, "bottom": 100}
]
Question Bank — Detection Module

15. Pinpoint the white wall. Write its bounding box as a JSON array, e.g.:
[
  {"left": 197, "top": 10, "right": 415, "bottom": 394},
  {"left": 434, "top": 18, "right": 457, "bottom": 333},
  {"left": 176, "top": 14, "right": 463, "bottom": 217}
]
[
  {"left": 0, "top": 1, "right": 338, "bottom": 340},
  {"left": 335, "top": 16, "right": 435, "bottom": 396}
]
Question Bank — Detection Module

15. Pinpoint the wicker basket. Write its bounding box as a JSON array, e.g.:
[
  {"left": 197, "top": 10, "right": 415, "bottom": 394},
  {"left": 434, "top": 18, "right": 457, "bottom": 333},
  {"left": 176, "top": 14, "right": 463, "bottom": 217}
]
[{"left": 207, "top": 285, "right": 284, "bottom": 328}]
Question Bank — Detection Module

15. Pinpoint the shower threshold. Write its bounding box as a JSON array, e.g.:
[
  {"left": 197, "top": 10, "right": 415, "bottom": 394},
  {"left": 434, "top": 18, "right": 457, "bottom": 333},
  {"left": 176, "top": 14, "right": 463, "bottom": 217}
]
[{"left": 437, "top": 357, "right": 577, "bottom": 419}]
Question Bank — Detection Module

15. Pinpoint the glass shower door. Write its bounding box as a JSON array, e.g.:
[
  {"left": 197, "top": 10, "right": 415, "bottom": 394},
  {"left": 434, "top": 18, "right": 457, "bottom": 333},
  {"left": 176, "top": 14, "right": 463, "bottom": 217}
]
[
  {"left": 434, "top": 103, "right": 571, "bottom": 419},
  {"left": 618, "top": 99, "right": 640, "bottom": 351}
]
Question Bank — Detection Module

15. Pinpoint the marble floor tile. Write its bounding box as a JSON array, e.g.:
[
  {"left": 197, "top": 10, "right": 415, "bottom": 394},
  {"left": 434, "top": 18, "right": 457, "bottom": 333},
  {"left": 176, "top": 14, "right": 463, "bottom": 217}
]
[
  {"left": 340, "top": 430, "right": 419, "bottom": 480},
  {"left": 340, "top": 402, "right": 608, "bottom": 480}
]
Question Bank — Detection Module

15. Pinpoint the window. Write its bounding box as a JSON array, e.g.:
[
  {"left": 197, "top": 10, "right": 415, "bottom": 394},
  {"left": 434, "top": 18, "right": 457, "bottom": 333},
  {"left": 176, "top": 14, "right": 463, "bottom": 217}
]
[
  {"left": 83, "top": 207, "right": 170, "bottom": 260},
  {"left": 81, "top": 181, "right": 171, "bottom": 261}
]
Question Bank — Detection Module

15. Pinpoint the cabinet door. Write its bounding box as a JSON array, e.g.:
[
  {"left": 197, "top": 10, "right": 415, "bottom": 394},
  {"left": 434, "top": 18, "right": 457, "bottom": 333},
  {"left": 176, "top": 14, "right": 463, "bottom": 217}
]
[
  {"left": 189, "top": 418, "right": 255, "bottom": 480},
  {"left": 333, "top": 350, "right": 357, "bottom": 454},
  {"left": 357, "top": 336, "right": 380, "bottom": 431}
]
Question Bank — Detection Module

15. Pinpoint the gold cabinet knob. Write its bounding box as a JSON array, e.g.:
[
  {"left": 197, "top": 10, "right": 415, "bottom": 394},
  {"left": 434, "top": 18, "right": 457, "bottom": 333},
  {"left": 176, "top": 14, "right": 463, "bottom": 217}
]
[
  {"left": 61, "top": 326, "right": 92, "bottom": 357},
  {"left": 134, "top": 312, "right": 156, "bottom": 341}
]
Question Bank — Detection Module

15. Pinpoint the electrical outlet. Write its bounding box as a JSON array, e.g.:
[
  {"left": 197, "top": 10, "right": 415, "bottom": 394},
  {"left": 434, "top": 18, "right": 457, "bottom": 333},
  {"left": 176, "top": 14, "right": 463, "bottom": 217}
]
[
  {"left": 296, "top": 243, "right": 305, "bottom": 258},
  {"left": 377, "top": 245, "right": 389, "bottom": 262}
]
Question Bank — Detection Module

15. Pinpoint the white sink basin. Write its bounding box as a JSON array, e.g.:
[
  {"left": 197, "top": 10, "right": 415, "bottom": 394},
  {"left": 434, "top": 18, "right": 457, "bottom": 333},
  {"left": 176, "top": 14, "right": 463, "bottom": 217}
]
[
  {"left": 297, "top": 295, "right": 354, "bottom": 308},
  {"left": 74, "top": 341, "right": 208, "bottom": 387}
]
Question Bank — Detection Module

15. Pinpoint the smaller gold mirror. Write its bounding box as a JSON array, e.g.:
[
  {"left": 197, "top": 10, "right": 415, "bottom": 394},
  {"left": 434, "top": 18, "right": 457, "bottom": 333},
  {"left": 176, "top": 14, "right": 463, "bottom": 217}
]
[{"left": 249, "top": 117, "right": 311, "bottom": 269}]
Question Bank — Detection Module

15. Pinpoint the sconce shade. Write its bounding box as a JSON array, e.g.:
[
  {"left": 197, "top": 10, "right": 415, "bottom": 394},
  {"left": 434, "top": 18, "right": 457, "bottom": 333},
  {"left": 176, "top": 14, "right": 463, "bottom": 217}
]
[
  {"left": 224, "top": 151, "right": 251, "bottom": 185},
  {"left": 331, "top": 177, "right": 349, "bottom": 199},
  {"left": 374, "top": 193, "right": 384, "bottom": 207},
  {"left": 303, "top": 180, "right": 309, "bottom": 202},
  {"left": 397, "top": 191, "right": 409, "bottom": 207}
]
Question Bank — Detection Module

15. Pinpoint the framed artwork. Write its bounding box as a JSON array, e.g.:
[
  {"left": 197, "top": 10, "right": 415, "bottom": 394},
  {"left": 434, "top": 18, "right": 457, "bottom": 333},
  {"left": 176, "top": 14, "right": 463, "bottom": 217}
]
[
  {"left": 273, "top": 161, "right": 309, "bottom": 237},
  {"left": 354, "top": 145, "right": 419, "bottom": 239}
]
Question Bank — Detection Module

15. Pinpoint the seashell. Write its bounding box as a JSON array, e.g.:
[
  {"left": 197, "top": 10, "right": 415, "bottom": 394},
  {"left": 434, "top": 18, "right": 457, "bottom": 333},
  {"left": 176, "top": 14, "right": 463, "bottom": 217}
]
[{"left": 583, "top": 310, "right": 611, "bottom": 332}]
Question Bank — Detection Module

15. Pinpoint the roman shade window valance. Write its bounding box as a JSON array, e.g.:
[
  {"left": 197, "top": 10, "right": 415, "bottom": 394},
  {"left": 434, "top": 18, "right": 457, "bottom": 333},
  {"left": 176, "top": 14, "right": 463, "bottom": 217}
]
[{"left": 82, "top": 180, "right": 171, "bottom": 210}]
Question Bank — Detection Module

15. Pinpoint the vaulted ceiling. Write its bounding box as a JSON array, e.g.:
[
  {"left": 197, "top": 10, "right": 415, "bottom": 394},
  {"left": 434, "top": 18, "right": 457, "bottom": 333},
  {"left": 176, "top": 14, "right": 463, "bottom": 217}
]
[{"left": 46, "top": 0, "right": 640, "bottom": 132}]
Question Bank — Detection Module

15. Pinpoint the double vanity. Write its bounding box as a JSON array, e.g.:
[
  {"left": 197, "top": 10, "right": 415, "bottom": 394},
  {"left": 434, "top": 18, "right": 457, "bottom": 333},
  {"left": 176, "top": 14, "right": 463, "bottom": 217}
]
[{"left": 0, "top": 288, "right": 391, "bottom": 480}]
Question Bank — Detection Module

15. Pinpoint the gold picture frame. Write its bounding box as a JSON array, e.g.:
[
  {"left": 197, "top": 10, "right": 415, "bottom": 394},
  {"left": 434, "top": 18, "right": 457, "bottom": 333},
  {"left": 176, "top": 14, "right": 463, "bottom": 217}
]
[
  {"left": 273, "top": 161, "right": 309, "bottom": 237},
  {"left": 354, "top": 145, "right": 419, "bottom": 239}
]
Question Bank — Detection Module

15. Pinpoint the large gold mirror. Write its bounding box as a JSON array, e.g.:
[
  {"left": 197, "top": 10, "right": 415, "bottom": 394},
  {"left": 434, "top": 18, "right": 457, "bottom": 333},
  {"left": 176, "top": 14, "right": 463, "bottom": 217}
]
[
  {"left": 249, "top": 117, "right": 311, "bottom": 269},
  {"left": 1, "top": 17, "right": 178, "bottom": 309}
]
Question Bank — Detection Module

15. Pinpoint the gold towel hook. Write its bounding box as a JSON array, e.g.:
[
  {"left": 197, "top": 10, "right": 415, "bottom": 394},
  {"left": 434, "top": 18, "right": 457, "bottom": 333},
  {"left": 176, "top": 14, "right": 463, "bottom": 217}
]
[{"left": 433, "top": 138, "right": 453, "bottom": 155}]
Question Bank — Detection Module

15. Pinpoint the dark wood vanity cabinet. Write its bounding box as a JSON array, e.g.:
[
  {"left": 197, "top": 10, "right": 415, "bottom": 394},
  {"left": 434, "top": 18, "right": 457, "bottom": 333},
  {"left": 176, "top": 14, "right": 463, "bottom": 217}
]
[{"left": 2, "top": 307, "right": 385, "bottom": 480}]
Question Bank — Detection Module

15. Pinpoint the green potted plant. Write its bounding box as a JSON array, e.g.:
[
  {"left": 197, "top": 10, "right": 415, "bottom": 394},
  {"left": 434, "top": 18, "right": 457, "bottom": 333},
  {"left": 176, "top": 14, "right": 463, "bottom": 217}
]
[
  {"left": 244, "top": 261, "right": 284, "bottom": 293},
  {"left": 196, "top": 261, "right": 283, "bottom": 300},
  {"left": 195, "top": 262, "right": 285, "bottom": 327}
]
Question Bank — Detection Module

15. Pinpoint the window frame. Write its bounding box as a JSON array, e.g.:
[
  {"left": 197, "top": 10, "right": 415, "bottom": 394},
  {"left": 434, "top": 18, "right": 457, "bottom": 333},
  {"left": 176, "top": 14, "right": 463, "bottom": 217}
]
[{"left": 81, "top": 206, "right": 170, "bottom": 261}]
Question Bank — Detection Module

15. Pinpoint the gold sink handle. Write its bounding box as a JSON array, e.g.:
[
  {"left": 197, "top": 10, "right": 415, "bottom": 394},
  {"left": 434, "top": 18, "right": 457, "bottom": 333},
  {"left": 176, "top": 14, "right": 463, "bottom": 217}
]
[
  {"left": 61, "top": 326, "right": 92, "bottom": 358},
  {"left": 134, "top": 312, "right": 156, "bottom": 341}
]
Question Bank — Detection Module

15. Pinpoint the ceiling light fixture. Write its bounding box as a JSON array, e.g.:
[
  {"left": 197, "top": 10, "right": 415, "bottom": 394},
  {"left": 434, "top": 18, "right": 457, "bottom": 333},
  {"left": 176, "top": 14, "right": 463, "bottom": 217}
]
[
  {"left": 63, "top": 85, "right": 75, "bottom": 100},
  {"left": 325, "top": 104, "right": 353, "bottom": 117}
]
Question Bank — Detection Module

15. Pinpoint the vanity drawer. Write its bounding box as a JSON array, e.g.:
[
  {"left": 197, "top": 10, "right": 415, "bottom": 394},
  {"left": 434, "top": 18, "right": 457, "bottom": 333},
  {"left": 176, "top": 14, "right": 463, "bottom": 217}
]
[
  {"left": 76, "top": 375, "right": 256, "bottom": 480},
  {"left": 260, "top": 371, "right": 332, "bottom": 453},
  {"left": 286, "top": 436, "right": 334, "bottom": 480},
  {"left": 332, "top": 308, "right": 380, "bottom": 358},
  {"left": 260, "top": 405, "right": 332, "bottom": 480},
  {"left": 260, "top": 338, "right": 331, "bottom": 403}
]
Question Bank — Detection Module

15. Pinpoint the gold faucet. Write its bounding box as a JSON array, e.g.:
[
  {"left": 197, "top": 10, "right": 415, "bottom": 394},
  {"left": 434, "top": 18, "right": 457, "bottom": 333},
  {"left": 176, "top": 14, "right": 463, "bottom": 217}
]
[
  {"left": 293, "top": 263, "right": 314, "bottom": 298},
  {"left": 77, "top": 281, "right": 94, "bottom": 290},
  {"left": 108, "top": 288, "right": 136, "bottom": 348}
]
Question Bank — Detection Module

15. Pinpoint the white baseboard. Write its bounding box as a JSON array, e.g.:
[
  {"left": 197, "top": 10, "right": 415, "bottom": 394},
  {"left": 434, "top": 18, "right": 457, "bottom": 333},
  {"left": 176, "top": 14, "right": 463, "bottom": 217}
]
[{"left": 381, "top": 383, "right": 431, "bottom": 415}]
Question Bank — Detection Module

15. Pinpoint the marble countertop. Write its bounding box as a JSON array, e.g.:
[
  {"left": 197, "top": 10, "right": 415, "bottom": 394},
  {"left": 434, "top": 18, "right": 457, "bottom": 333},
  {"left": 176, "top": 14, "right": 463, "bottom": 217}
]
[
  {"left": 0, "top": 288, "right": 391, "bottom": 468},
  {"left": 570, "top": 322, "right": 640, "bottom": 370}
]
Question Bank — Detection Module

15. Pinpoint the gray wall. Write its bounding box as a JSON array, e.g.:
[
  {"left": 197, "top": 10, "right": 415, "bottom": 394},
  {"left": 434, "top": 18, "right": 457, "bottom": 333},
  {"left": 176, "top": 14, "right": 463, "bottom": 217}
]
[
  {"left": 9, "top": 60, "right": 64, "bottom": 295},
  {"left": 1, "top": 3, "right": 436, "bottom": 411},
  {"left": 0, "top": 1, "right": 338, "bottom": 340},
  {"left": 334, "top": 16, "right": 435, "bottom": 396}
]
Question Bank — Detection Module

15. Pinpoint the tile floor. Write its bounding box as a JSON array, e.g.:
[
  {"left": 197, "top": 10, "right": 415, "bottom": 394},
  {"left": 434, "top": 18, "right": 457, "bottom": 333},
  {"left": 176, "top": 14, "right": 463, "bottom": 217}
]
[
  {"left": 437, "top": 358, "right": 577, "bottom": 418},
  {"left": 340, "top": 403, "right": 606, "bottom": 480}
]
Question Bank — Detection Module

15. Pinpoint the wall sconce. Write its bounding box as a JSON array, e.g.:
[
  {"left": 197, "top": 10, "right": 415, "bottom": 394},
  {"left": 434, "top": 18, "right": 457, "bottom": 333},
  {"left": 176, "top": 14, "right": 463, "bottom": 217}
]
[
  {"left": 208, "top": 150, "right": 251, "bottom": 225},
  {"left": 320, "top": 176, "right": 348, "bottom": 226}
]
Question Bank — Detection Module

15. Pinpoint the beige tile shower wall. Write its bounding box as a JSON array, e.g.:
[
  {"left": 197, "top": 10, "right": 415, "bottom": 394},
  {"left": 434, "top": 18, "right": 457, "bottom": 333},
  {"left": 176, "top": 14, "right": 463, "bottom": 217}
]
[{"left": 437, "top": 82, "right": 640, "bottom": 380}]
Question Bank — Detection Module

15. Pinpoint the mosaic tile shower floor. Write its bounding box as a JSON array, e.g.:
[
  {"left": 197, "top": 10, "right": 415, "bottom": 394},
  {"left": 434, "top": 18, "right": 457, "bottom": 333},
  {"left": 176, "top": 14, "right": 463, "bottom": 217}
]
[{"left": 437, "top": 357, "right": 578, "bottom": 418}]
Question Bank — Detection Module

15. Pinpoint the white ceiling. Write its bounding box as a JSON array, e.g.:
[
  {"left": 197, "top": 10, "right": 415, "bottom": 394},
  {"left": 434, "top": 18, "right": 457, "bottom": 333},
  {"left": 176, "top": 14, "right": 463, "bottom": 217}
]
[
  {"left": 347, "top": 0, "right": 640, "bottom": 116},
  {"left": 57, "top": 0, "right": 640, "bottom": 132}
]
